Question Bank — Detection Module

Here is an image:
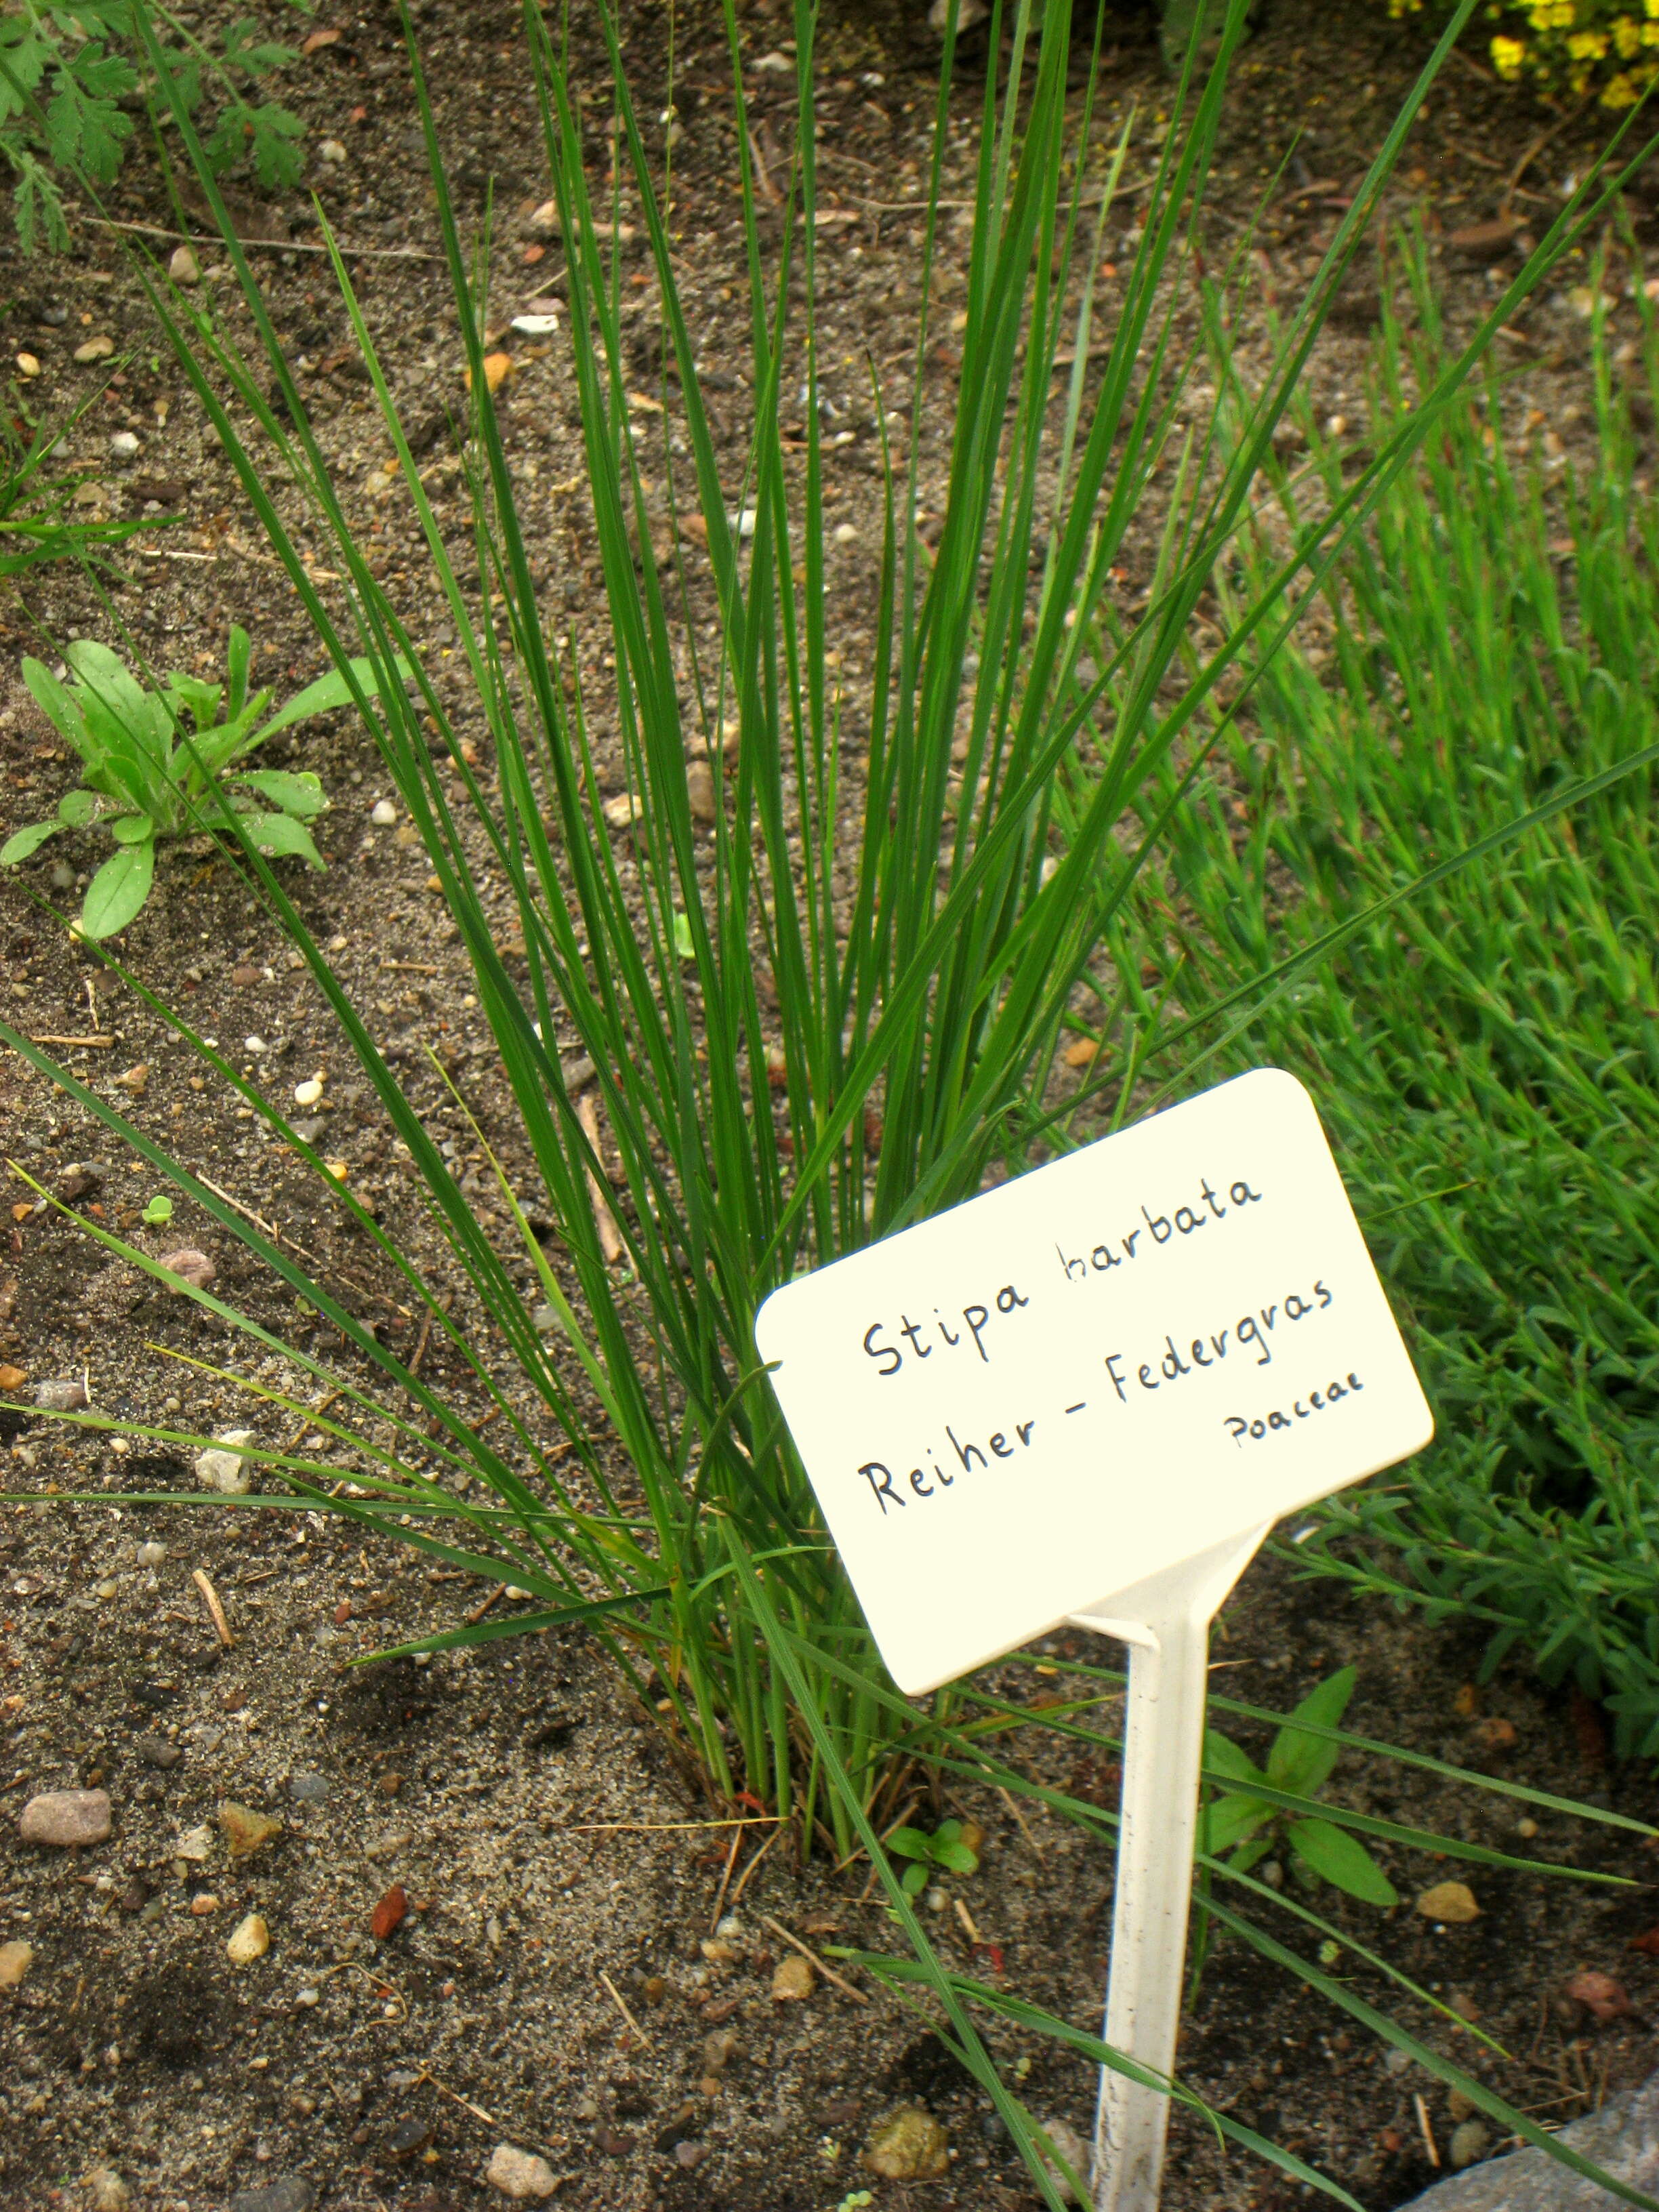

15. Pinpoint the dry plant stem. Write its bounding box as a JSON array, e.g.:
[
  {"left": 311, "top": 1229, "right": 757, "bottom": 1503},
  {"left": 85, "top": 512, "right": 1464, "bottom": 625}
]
[
  {"left": 562, "top": 1816, "right": 781, "bottom": 1834},
  {"left": 760, "top": 1913, "right": 869, "bottom": 2005},
  {"left": 1414, "top": 2091, "right": 1441, "bottom": 2169},
  {"left": 191, "top": 1568, "right": 232, "bottom": 1647},
  {"left": 575, "top": 1092, "right": 623, "bottom": 1264},
  {"left": 997, "top": 1782, "right": 1046, "bottom": 1859},
  {"left": 89, "top": 214, "right": 444, "bottom": 262},
  {"left": 727, "top": 1823, "right": 785, "bottom": 1910},
  {"left": 598, "top": 1967, "right": 655, "bottom": 2049},
  {"left": 709, "top": 1824, "right": 745, "bottom": 1933}
]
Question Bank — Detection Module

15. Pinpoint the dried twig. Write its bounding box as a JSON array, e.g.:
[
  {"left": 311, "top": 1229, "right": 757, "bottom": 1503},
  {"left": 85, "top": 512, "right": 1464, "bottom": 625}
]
[
  {"left": 728, "top": 1823, "right": 785, "bottom": 1910},
  {"left": 89, "top": 213, "right": 445, "bottom": 262},
  {"left": 709, "top": 1824, "right": 745, "bottom": 1933},
  {"left": 996, "top": 1783, "right": 1046, "bottom": 1860},
  {"left": 760, "top": 1914, "right": 869, "bottom": 2005},
  {"left": 192, "top": 1568, "right": 234, "bottom": 1648},
  {"left": 466, "top": 1582, "right": 506, "bottom": 1626},
  {"left": 562, "top": 1816, "right": 780, "bottom": 1834},
  {"left": 577, "top": 1093, "right": 624, "bottom": 1264},
  {"left": 598, "top": 1967, "right": 655, "bottom": 2048},
  {"left": 27, "top": 1033, "right": 114, "bottom": 1050},
  {"left": 1414, "top": 2091, "right": 1441, "bottom": 2169}
]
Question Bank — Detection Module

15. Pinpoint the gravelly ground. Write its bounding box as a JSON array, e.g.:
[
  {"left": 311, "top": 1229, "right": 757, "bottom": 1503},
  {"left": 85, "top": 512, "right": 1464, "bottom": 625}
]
[{"left": 1, "top": 0, "right": 1658, "bottom": 2205}]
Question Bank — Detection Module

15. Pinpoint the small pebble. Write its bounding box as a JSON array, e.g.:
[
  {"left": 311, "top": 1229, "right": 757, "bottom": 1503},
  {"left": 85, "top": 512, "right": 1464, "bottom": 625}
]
[
  {"left": 190, "top": 1893, "right": 221, "bottom": 1917},
  {"left": 288, "top": 1772, "right": 329, "bottom": 1805},
  {"left": 1416, "top": 1881, "right": 1480, "bottom": 1925},
  {"left": 82, "top": 2173, "right": 130, "bottom": 2212},
  {"left": 864, "top": 2106, "right": 949, "bottom": 2182},
  {"left": 73, "top": 335, "right": 115, "bottom": 363},
  {"left": 295, "top": 1986, "right": 320, "bottom": 2008},
  {"left": 220, "top": 1802, "right": 283, "bottom": 1859},
  {"left": 108, "top": 431, "right": 140, "bottom": 461},
  {"left": 134, "top": 1736, "right": 180, "bottom": 1770},
  {"left": 386, "top": 2116, "right": 432, "bottom": 2156},
  {"left": 194, "top": 1429, "right": 257, "bottom": 1495},
  {"left": 317, "top": 138, "right": 347, "bottom": 163},
  {"left": 523, "top": 198, "right": 561, "bottom": 240},
  {"left": 0, "top": 1940, "right": 35, "bottom": 1987},
  {"left": 18, "top": 1788, "right": 110, "bottom": 1847},
  {"left": 686, "top": 759, "right": 717, "bottom": 824},
  {"left": 771, "top": 1952, "right": 813, "bottom": 2002},
  {"left": 226, "top": 1912, "right": 270, "bottom": 1965},
  {"left": 157, "top": 1248, "right": 216, "bottom": 1292},
  {"left": 15, "top": 352, "right": 39, "bottom": 378},
  {"left": 228, "top": 2180, "right": 315, "bottom": 2212},
  {"left": 1449, "top": 2118, "right": 1491, "bottom": 2169},
  {"left": 369, "top": 798, "right": 397, "bottom": 825},
  {"left": 138, "top": 1542, "right": 167, "bottom": 1567},
  {"left": 485, "top": 2143, "right": 560, "bottom": 2198},
  {"left": 169, "top": 245, "right": 201, "bottom": 285},
  {"left": 293, "top": 1078, "right": 324, "bottom": 1107},
  {"left": 1036, "top": 2115, "right": 1090, "bottom": 2202},
  {"left": 36, "top": 1378, "right": 88, "bottom": 1412}
]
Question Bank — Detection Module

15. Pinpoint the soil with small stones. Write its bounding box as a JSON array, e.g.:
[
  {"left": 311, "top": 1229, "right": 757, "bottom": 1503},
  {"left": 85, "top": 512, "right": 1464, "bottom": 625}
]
[{"left": 0, "top": 0, "right": 1656, "bottom": 2207}]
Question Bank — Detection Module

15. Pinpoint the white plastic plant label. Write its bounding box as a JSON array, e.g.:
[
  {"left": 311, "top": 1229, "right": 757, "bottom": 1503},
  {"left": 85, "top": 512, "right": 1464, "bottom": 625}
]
[{"left": 755, "top": 1068, "right": 1432, "bottom": 1694}]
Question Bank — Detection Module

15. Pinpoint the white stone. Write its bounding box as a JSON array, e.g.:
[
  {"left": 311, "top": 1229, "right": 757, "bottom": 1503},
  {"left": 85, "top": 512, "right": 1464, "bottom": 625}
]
[
  {"left": 369, "top": 798, "right": 397, "bottom": 825},
  {"left": 486, "top": 2144, "right": 560, "bottom": 2200},
  {"left": 293, "top": 1078, "right": 324, "bottom": 1107},
  {"left": 318, "top": 138, "right": 347, "bottom": 164},
  {"left": 194, "top": 1429, "right": 257, "bottom": 1495},
  {"left": 168, "top": 245, "right": 200, "bottom": 285},
  {"left": 108, "top": 432, "right": 139, "bottom": 461}
]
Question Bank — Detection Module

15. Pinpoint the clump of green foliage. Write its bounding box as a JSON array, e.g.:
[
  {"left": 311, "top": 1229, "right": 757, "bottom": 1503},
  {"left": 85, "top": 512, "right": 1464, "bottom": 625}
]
[
  {"left": 1105, "top": 243, "right": 1659, "bottom": 1752},
  {"left": 0, "top": 627, "right": 390, "bottom": 939},
  {"left": 0, "top": 3, "right": 304, "bottom": 250},
  {"left": 1204, "top": 1666, "right": 1398, "bottom": 1906}
]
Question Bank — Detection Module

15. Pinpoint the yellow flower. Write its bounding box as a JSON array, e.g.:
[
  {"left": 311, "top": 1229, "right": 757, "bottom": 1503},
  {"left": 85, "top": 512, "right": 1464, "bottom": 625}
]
[
  {"left": 1567, "top": 28, "right": 1609, "bottom": 56},
  {"left": 1616, "top": 12, "right": 1643, "bottom": 54},
  {"left": 1603, "top": 68, "right": 1640, "bottom": 101},
  {"left": 1645, "top": 18, "right": 1659, "bottom": 41},
  {"left": 1490, "top": 31, "right": 1528, "bottom": 74},
  {"left": 1647, "top": 0, "right": 1659, "bottom": 20}
]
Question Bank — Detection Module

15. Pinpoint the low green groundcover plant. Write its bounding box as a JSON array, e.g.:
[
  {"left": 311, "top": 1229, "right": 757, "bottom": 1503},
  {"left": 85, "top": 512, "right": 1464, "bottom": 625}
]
[
  {"left": 1090, "top": 242, "right": 1659, "bottom": 1753},
  {"left": 1, "top": 626, "right": 392, "bottom": 939}
]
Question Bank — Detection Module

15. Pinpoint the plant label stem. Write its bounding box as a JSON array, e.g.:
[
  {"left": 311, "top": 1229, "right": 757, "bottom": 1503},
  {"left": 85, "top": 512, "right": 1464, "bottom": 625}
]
[{"left": 1067, "top": 1521, "right": 1269, "bottom": 2212}]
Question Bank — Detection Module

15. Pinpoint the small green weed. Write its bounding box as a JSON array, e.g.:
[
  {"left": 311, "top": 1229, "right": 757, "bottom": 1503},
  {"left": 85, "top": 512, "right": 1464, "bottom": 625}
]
[
  {"left": 887, "top": 1817, "right": 982, "bottom": 1899},
  {"left": 0, "top": 3, "right": 304, "bottom": 251},
  {"left": 0, "top": 626, "right": 392, "bottom": 939},
  {"left": 139, "top": 1192, "right": 171, "bottom": 1225},
  {"left": 1204, "top": 1667, "right": 1397, "bottom": 1907}
]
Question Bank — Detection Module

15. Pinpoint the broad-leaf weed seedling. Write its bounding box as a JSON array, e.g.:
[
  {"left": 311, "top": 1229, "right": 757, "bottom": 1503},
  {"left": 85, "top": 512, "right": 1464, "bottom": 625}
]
[
  {"left": 1203, "top": 1666, "right": 1397, "bottom": 1907},
  {"left": 0, "top": 626, "right": 395, "bottom": 939},
  {"left": 7, "top": 3, "right": 1659, "bottom": 2201},
  {"left": 887, "top": 1816, "right": 982, "bottom": 1899}
]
